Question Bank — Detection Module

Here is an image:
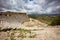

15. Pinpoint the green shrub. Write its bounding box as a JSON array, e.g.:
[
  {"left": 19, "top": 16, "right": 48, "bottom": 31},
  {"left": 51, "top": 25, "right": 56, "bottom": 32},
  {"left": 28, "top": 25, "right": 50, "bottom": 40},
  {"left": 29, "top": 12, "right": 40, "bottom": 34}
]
[{"left": 50, "top": 16, "right": 60, "bottom": 26}]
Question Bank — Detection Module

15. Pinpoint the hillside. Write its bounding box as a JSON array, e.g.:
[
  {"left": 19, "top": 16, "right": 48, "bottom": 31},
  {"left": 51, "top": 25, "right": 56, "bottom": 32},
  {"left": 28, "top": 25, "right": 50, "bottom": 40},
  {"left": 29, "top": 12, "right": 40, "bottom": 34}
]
[
  {"left": 0, "top": 17, "right": 60, "bottom": 40},
  {"left": 0, "top": 13, "right": 60, "bottom": 40},
  {"left": 28, "top": 14, "right": 60, "bottom": 26}
]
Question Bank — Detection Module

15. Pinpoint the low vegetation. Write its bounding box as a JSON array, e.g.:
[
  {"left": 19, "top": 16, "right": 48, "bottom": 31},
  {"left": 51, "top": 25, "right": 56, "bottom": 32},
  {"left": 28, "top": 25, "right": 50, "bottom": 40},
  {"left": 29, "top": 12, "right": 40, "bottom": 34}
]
[
  {"left": 9, "top": 28, "right": 36, "bottom": 40},
  {"left": 28, "top": 14, "right": 60, "bottom": 26},
  {"left": 0, "top": 28, "right": 36, "bottom": 40},
  {"left": 50, "top": 16, "right": 60, "bottom": 26}
]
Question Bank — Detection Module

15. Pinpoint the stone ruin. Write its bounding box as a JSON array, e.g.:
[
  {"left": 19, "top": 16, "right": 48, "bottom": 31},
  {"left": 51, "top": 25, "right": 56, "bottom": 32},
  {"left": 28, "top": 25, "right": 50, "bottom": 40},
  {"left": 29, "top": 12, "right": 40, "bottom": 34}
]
[{"left": 0, "top": 11, "right": 29, "bottom": 29}]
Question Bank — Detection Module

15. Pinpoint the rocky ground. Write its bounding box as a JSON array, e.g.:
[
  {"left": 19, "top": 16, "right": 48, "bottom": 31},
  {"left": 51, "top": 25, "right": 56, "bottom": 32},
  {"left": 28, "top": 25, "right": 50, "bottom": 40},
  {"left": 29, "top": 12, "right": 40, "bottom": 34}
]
[{"left": 0, "top": 18, "right": 60, "bottom": 40}]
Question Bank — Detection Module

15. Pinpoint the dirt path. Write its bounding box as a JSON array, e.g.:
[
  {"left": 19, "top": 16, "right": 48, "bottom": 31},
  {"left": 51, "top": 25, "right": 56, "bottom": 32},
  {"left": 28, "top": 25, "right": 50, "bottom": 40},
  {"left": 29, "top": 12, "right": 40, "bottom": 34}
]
[
  {"left": 0, "top": 18, "right": 60, "bottom": 40},
  {"left": 31, "top": 28, "right": 60, "bottom": 40},
  {"left": 0, "top": 28, "right": 60, "bottom": 40}
]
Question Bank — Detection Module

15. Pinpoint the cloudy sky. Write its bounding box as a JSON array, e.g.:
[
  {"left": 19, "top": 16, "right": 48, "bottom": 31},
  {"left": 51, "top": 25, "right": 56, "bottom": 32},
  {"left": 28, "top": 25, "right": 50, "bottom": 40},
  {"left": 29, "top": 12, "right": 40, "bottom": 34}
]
[{"left": 0, "top": 0, "right": 60, "bottom": 14}]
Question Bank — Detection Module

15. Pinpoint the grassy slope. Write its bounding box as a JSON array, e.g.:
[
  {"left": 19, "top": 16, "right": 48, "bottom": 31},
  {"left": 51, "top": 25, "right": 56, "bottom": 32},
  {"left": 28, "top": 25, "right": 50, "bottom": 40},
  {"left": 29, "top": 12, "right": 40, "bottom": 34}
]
[{"left": 28, "top": 14, "right": 60, "bottom": 26}]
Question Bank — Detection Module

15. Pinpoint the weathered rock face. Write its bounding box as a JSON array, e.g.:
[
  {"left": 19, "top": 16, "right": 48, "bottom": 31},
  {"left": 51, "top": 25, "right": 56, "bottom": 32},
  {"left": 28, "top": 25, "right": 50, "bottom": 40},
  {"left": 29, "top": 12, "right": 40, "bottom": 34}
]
[{"left": 0, "top": 12, "right": 29, "bottom": 29}]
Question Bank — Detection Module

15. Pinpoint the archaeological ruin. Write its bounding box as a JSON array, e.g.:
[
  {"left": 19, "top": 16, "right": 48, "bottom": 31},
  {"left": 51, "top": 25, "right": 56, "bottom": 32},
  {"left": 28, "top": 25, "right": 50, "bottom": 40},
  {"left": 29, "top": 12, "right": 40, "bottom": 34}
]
[{"left": 0, "top": 11, "right": 29, "bottom": 29}]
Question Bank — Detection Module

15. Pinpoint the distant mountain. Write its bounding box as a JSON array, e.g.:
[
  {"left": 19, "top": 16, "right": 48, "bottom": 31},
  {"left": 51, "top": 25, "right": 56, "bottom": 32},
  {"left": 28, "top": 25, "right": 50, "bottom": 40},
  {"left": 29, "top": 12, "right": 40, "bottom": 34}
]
[
  {"left": 39, "top": 14, "right": 60, "bottom": 16},
  {"left": 29, "top": 13, "right": 60, "bottom": 17}
]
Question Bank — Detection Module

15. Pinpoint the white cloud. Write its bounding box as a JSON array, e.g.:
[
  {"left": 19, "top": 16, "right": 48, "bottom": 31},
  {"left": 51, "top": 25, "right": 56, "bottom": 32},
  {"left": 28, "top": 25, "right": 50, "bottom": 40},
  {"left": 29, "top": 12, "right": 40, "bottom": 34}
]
[
  {"left": 48, "top": 1, "right": 56, "bottom": 6},
  {"left": 56, "top": 6, "right": 60, "bottom": 9},
  {"left": 34, "top": 0, "right": 45, "bottom": 4},
  {"left": 24, "top": 0, "right": 45, "bottom": 14},
  {"left": 0, "top": 0, "right": 60, "bottom": 14},
  {"left": 46, "top": 7, "right": 53, "bottom": 13}
]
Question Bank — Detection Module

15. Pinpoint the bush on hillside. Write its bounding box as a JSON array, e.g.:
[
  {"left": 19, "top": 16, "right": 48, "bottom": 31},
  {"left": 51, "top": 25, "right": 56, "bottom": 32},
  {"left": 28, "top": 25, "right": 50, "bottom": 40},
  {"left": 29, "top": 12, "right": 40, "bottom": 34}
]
[{"left": 50, "top": 16, "right": 60, "bottom": 26}]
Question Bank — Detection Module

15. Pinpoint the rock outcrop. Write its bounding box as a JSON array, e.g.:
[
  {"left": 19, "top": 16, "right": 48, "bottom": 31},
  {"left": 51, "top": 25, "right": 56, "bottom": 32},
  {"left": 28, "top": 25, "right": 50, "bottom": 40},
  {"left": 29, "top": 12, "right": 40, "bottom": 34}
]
[{"left": 0, "top": 12, "right": 29, "bottom": 29}]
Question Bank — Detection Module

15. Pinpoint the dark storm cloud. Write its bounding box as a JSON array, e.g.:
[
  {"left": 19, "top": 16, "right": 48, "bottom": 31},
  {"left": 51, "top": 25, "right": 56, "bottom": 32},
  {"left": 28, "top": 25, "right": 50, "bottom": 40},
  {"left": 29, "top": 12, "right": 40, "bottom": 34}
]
[
  {"left": 0, "top": 8, "right": 5, "bottom": 11},
  {"left": 45, "top": 0, "right": 60, "bottom": 6},
  {"left": 0, "top": 0, "right": 14, "bottom": 9},
  {"left": 42, "top": 0, "right": 60, "bottom": 14},
  {"left": 0, "top": 0, "right": 25, "bottom": 12},
  {"left": 0, "top": 0, "right": 60, "bottom": 14}
]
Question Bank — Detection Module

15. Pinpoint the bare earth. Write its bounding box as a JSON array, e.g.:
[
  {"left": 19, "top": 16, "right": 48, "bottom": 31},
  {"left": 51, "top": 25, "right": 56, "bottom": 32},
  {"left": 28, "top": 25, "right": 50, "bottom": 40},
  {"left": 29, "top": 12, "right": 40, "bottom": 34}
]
[{"left": 0, "top": 17, "right": 60, "bottom": 40}]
